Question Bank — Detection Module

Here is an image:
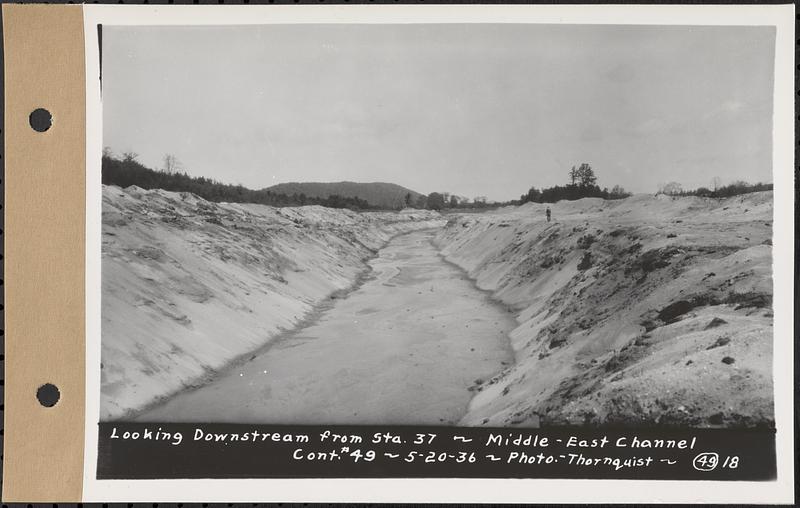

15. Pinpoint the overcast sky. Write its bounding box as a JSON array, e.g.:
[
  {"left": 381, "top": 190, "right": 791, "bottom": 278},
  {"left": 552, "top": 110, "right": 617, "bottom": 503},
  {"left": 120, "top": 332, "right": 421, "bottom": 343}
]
[{"left": 103, "top": 24, "right": 775, "bottom": 201}]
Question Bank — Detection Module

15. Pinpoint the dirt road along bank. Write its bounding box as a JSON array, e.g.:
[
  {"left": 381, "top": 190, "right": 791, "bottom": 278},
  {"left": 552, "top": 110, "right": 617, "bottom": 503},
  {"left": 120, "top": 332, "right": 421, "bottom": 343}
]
[{"left": 139, "top": 230, "right": 516, "bottom": 424}]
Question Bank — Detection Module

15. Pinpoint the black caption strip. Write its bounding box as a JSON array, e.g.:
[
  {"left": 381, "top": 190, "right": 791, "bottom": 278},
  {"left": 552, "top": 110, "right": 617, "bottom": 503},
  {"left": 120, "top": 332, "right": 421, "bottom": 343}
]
[{"left": 97, "top": 423, "right": 775, "bottom": 481}]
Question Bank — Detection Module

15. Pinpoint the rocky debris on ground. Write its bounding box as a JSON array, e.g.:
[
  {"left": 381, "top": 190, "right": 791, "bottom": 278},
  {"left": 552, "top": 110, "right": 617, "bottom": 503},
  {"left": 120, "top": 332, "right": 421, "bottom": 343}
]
[{"left": 436, "top": 191, "right": 774, "bottom": 428}]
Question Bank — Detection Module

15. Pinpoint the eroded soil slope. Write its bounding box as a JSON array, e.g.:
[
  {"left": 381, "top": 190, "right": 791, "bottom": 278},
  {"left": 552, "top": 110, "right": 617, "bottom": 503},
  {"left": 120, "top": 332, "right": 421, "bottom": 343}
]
[
  {"left": 138, "top": 230, "right": 515, "bottom": 424},
  {"left": 436, "top": 192, "right": 773, "bottom": 428},
  {"left": 101, "top": 185, "right": 443, "bottom": 420}
]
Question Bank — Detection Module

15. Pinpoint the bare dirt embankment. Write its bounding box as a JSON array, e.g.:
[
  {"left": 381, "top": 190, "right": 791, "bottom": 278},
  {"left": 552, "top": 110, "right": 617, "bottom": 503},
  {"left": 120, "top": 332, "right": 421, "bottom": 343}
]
[
  {"left": 101, "top": 185, "right": 444, "bottom": 420},
  {"left": 137, "top": 230, "right": 515, "bottom": 424},
  {"left": 436, "top": 192, "right": 774, "bottom": 428}
]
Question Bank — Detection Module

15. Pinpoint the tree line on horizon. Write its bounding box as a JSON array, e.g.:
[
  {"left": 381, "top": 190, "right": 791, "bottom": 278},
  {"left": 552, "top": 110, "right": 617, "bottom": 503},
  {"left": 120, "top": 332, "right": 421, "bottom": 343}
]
[
  {"left": 518, "top": 163, "right": 632, "bottom": 205},
  {"left": 103, "top": 151, "right": 773, "bottom": 213},
  {"left": 402, "top": 164, "right": 629, "bottom": 210},
  {"left": 405, "top": 192, "right": 491, "bottom": 211},
  {"left": 516, "top": 164, "right": 771, "bottom": 206},
  {"left": 656, "top": 179, "right": 773, "bottom": 198},
  {"left": 101, "top": 151, "right": 376, "bottom": 210}
]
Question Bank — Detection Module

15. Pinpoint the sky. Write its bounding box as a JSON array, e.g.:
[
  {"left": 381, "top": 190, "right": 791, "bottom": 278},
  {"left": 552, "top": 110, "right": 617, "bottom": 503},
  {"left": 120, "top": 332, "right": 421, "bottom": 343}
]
[{"left": 103, "top": 24, "right": 775, "bottom": 202}]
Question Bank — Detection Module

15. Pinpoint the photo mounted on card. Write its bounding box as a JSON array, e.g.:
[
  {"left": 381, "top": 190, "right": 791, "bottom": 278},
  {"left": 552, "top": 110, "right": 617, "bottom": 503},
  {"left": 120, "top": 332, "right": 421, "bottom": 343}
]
[{"left": 2, "top": 3, "right": 794, "bottom": 503}]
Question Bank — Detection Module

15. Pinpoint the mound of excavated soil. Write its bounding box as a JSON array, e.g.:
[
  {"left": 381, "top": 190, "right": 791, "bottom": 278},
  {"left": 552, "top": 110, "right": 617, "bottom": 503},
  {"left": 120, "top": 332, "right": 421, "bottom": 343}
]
[
  {"left": 101, "top": 185, "right": 444, "bottom": 420},
  {"left": 436, "top": 192, "right": 774, "bottom": 428}
]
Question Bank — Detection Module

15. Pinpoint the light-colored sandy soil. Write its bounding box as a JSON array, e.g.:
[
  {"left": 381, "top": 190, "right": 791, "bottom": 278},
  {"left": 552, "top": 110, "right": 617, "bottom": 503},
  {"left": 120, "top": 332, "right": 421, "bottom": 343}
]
[
  {"left": 137, "top": 230, "right": 515, "bottom": 424},
  {"left": 101, "top": 185, "right": 444, "bottom": 420},
  {"left": 103, "top": 185, "right": 774, "bottom": 429},
  {"left": 436, "top": 192, "right": 774, "bottom": 428}
]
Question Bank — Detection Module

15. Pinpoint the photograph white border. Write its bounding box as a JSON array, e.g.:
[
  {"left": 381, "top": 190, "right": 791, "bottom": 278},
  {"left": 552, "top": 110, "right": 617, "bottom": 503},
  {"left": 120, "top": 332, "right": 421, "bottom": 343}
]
[{"left": 83, "top": 4, "right": 795, "bottom": 503}]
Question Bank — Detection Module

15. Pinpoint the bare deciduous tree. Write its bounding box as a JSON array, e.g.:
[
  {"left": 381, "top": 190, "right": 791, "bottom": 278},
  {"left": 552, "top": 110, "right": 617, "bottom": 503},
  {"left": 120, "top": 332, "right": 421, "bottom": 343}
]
[
  {"left": 163, "top": 154, "right": 182, "bottom": 174},
  {"left": 661, "top": 181, "right": 683, "bottom": 196},
  {"left": 610, "top": 185, "right": 630, "bottom": 198},
  {"left": 122, "top": 151, "right": 139, "bottom": 163}
]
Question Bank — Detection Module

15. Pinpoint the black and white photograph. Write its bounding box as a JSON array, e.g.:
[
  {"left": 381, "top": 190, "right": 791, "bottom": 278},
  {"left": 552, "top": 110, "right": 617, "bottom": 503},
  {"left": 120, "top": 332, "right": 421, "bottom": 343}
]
[
  {"left": 100, "top": 21, "right": 777, "bottom": 428},
  {"left": 1, "top": 1, "right": 796, "bottom": 503},
  {"left": 83, "top": 6, "right": 796, "bottom": 494},
  {"left": 75, "top": 6, "right": 793, "bottom": 502}
]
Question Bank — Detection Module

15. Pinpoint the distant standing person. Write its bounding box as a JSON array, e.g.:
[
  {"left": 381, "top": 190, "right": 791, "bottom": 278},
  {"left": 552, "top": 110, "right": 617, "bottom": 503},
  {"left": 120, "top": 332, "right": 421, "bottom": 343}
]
[{"left": 546, "top": 207, "right": 551, "bottom": 222}]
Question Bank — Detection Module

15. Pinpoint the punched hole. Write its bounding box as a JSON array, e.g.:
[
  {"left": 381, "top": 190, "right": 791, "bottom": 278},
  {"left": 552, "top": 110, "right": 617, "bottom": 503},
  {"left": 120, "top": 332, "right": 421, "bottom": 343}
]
[
  {"left": 36, "top": 383, "right": 60, "bottom": 407},
  {"left": 29, "top": 108, "right": 52, "bottom": 132}
]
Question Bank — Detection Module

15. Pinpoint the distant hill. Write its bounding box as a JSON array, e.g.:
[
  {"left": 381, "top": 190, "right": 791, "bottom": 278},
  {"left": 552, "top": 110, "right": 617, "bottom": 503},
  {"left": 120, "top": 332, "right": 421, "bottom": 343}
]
[
  {"left": 265, "top": 182, "right": 423, "bottom": 209},
  {"left": 101, "top": 155, "right": 373, "bottom": 210}
]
